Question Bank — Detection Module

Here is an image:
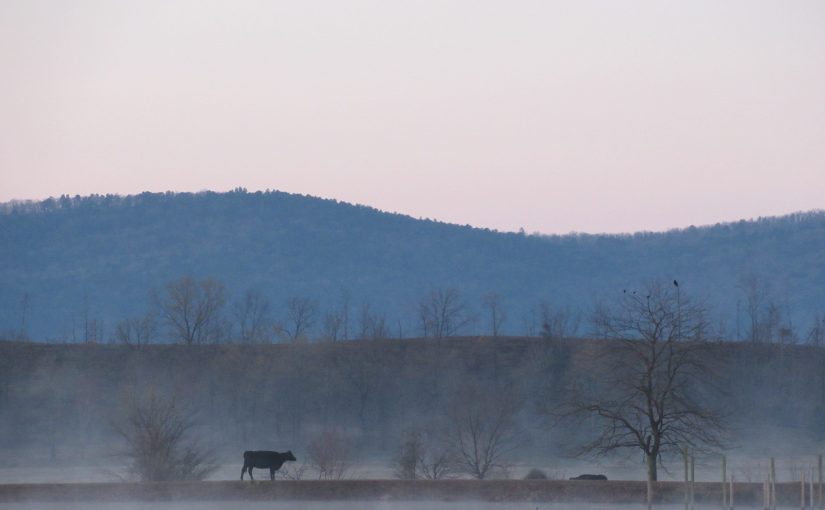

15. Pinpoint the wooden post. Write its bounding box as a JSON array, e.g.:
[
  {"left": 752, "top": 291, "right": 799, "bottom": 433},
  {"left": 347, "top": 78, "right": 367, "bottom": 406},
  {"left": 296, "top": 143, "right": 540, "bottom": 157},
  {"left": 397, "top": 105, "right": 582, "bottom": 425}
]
[
  {"left": 723, "top": 455, "right": 728, "bottom": 509},
  {"left": 812, "top": 470, "right": 816, "bottom": 510},
  {"left": 771, "top": 458, "right": 777, "bottom": 510},
  {"left": 690, "top": 455, "right": 696, "bottom": 510},
  {"left": 804, "top": 472, "right": 807, "bottom": 510},
  {"left": 818, "top": 455, "right": 822, "bottom": 510},
  {"left": 691, "top": 455, "right": 696, "bottom": 510},
  {"left": 685, "top": 448, "right": 690, "bottom": 510},
  {"left": 731, "top": 474, "right": 735, "bottom": 510}
]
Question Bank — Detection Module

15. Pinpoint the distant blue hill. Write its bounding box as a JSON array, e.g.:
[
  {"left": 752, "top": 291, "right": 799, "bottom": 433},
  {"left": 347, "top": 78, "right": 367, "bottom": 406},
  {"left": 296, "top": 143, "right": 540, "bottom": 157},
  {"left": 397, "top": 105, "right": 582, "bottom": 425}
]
[{"left": 1, "top": 190, "right": 823, "bottom": 341}]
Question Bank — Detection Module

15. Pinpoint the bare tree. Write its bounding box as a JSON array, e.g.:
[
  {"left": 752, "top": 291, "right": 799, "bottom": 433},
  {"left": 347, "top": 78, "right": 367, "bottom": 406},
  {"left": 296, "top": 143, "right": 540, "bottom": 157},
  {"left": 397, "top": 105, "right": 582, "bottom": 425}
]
[
  {"left": 394, "top": 431, "right": 424, "bottom": 479},
  {"left": 17, "top": 291, "right": 30, "bottom": 341},
  {"left": 416, "top": 433, "right": 454, "bottom": 480},
  {"left": 281, "top": 296, "right": 318, "bottom": 342},
  {"left": 233, "top": 289, "right": 272, "bottom": 343},
  {"left": 445, "top": 384, "right": 521, "bottom": 479},
  {"left": 394, "top": 427, "right": 454, "bottom": 480},
  {"left": 154, "top": 276, "right": 226, "bottom": 345},
  {"left": 322, "top": 310, "right": 345, "bottom": 342},
  {"left": 737, "top": 274, "right": 799, "bottom": 344},
  {"left": 563, "top": 281, "right": 726, "bottom": 493},
  {"left": 357, "top": 302, "right": 388, "bottom": 340},
  {"left": 806, "top": 314, "right": 825, "bottom": 346},
  {"left": 539, "top": 301, "right": 581, "bottom": 340},
  {"left": 482, "top": 293, "right": 506, "bottom": 337},
  {"left": 114, "top": 314, "right": 157, "bottom": 346},
  {"left": 339, "top": 288, "right": 351, "bottom": 341},
  {"left": 419, "top": 288, "right": 471, "bottom": 338},
  {"left": 738, "top": 273, "right": 769, "bottom": 343},
  {"left": 113, "top": 393, "right": 216, "bottom": 481},
  {"left": 332, "top": 340, "right": 386, "bottom": 431},
  {"left": 321, "top": 289, "right": 352, "bottom": 342},
  {"left": 306, "top": 428, "right": 353, "bottom": 480}
]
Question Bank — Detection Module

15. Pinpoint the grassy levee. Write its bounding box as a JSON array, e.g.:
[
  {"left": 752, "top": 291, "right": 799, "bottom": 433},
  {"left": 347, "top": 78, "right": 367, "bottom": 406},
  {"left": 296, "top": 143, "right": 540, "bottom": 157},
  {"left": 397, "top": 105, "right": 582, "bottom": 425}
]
[{"left": 0, "top": 480, "right": 810, "bottom": 505}]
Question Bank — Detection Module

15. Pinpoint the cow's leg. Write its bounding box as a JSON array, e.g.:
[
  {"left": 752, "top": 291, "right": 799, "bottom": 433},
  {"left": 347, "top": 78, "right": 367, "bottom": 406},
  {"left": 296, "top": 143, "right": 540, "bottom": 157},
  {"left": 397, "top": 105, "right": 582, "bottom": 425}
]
[
  {"left": 241, "top": 464, "right": 247, "bottom": 480},
  {"left": 249, "top": 467, "right": 254, "bottom": 481},
  {"left": 271, "top": 467, "right": 278, "bottom": 480}
]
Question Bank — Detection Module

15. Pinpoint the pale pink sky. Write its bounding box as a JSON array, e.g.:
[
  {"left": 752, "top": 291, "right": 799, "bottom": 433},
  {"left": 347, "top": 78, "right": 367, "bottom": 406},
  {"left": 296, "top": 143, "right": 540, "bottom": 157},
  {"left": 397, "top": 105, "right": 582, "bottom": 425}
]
[{"left": 1, "top": 1, "right": 824, "bottom": 234}]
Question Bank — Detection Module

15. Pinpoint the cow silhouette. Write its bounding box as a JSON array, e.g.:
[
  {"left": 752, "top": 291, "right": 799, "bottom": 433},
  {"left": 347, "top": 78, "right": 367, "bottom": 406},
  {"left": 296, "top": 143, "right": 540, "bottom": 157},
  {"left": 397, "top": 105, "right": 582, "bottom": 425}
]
[
  {"left": 570, "top": 474, "right": 608, "bottom": 480},
  {"left": 241, "top": 450, "right": 296, "bottom": 480}
]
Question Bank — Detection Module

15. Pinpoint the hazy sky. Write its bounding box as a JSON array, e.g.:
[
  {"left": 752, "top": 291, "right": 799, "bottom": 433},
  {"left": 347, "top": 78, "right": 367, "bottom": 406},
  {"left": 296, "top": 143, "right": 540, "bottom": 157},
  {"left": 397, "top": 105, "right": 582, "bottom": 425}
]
[{"left": 1, "top": 1, "right": 824, "bottom": 234}]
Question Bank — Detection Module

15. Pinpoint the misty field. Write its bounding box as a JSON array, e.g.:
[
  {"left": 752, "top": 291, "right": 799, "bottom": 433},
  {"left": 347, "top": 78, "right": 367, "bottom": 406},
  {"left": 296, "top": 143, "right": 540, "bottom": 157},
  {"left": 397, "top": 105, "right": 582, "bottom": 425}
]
[
  {"left": 0, "top": 502, "right": 749, "bottom": 510},
  {"left": 0, "top": 479, "right": 815, "bottom": 508}
]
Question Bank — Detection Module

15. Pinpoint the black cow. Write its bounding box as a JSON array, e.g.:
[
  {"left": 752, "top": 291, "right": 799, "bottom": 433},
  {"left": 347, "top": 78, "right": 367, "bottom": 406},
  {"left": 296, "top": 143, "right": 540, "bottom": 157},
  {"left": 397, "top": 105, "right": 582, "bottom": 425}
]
[
  {"left": 570, "top": 474, "right": 608, "bottom": 480},
  {"left": 241, "top": 450, "right": 296, "bottom": 481}
]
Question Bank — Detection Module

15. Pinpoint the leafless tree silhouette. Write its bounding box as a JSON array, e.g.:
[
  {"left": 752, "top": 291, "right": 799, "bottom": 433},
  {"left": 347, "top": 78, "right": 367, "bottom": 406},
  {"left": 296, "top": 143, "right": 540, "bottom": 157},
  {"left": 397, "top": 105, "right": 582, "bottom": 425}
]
[
  {"left": 562, "top": 281, "right": 726, "bottom": 490},
  {"left": 113, "top": 393, "right": 215, "bottom": 481},
  {"left": 154, "top": 276, "right": 226, "bottom": 344},
  {"left": 419, "top": 288, "right": 471, "bottom": 338}
]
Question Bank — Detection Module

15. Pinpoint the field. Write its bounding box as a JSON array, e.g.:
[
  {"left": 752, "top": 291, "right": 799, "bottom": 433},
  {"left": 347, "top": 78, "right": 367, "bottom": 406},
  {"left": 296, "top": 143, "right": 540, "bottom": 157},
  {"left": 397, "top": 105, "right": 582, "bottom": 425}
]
[{"left": 0, "top": 479, "right": 813, "bottom": 506}]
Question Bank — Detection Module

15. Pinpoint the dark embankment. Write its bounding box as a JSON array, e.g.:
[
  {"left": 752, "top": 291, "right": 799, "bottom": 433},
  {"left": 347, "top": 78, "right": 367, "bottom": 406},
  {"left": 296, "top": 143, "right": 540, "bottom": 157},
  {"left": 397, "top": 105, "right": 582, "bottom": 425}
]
[{"left": 1, "top": 338, "right": 824, "bottom": 466}]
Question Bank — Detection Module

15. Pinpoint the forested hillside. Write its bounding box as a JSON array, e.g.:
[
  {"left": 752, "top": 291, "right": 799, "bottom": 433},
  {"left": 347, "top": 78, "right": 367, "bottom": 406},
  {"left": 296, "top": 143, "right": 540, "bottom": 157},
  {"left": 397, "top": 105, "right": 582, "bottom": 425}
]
[{"left": 1, "top": 190, "right": 824, "bottom": 341}]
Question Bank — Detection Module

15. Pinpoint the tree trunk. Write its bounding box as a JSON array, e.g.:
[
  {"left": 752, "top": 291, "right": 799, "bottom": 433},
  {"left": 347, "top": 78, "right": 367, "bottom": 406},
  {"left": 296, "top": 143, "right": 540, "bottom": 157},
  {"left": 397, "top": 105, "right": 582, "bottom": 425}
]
[
  {"left": 646, "top": 452, "right": 657, "bottom": 509},
  {"left": 647, "top": 452, "right": 658, "bottom": 481}
]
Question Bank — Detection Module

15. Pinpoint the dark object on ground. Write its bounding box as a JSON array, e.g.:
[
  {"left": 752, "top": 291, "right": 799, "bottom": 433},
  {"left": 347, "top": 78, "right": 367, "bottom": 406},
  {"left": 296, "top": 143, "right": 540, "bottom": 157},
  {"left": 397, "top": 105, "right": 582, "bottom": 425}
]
[
  {"left": 241, "top": 450, "right": 296, "bottom": 480},
  {"left": 524, "top": 468, "right": 548, "bottom": 480},
  {"left": 570, "top": 474, "right": 608, "bottom": 480}
]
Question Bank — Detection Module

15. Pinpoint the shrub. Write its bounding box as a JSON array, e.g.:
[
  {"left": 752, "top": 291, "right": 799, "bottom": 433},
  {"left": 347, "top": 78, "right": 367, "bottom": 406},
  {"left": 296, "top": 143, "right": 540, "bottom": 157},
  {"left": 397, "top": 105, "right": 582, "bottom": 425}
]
[
  {"left": 524, "top": 468, "right": 548, "bottom": 480},
  {"left": 113, "top": 393, "right": 215, "bottom": 481}
]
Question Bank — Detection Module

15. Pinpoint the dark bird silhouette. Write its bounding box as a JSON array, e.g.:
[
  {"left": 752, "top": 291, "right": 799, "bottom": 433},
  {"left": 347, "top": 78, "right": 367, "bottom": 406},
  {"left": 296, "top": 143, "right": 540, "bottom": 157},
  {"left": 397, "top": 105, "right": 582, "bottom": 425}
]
[{"left": 673, "top": 280, "right": 679, "bottom": 287}]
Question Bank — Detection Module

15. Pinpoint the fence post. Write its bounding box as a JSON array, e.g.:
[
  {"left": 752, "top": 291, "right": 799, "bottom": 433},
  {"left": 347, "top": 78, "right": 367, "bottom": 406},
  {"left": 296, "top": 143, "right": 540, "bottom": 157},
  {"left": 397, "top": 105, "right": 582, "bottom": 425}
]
[
  {"left": 804, "top": 472, "right": 807, "bottom": 510},
  {"left": 771, "top": 457, "right": 777, "bottom": 510},
  {"left": 685, "top": 448, "right": 690, "bottom": 510},
  {"left": 723, "top": 455, "right": 728, "bottom": 509},
  {"left": 808, "top": 468, "right": 816, "bottom": 510},
  {"left": 691, "top": 455, "right": 696, "bottom": 510},
  {"left": 812, "top": 469, "right": 815, "bottom": 510}
]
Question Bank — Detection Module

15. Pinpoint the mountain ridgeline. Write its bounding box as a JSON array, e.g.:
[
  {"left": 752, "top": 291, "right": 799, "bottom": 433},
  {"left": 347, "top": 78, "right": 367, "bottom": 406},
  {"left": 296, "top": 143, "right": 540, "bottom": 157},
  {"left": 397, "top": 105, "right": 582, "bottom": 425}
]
[{"left": 1, "top": 190, "right": 824, "bottom": 342}]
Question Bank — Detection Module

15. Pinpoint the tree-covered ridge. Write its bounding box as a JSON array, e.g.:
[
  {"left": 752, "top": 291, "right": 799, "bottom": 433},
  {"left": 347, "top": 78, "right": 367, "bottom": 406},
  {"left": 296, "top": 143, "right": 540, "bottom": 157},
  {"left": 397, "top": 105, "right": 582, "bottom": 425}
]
[{"left": 1, "top": 189, "right": 823, "bottom": 341}]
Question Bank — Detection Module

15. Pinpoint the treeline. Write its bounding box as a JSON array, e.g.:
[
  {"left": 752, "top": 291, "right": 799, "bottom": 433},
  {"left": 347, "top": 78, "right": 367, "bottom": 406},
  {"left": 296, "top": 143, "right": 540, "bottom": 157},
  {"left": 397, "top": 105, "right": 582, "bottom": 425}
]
[
  {"left": 6, "top": 273, "right": 823, "bottom": 348},
  {"left": 38, "top": 276, "right": 587, "bottom": 345}
]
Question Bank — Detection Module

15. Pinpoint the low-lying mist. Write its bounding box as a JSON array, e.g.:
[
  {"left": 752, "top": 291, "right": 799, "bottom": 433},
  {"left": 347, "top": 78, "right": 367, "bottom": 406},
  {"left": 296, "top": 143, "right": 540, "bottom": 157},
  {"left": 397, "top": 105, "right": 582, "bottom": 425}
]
[{"left": 1, "top": 337, "right": 824, "bottom": 487}]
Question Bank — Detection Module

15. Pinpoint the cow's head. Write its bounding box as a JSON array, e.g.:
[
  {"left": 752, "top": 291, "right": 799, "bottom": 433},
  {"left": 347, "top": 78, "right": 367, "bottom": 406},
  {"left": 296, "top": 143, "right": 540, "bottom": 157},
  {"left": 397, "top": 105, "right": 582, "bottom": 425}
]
[{"left": 285, "top": 450, "right": 297, "bottom": 461}]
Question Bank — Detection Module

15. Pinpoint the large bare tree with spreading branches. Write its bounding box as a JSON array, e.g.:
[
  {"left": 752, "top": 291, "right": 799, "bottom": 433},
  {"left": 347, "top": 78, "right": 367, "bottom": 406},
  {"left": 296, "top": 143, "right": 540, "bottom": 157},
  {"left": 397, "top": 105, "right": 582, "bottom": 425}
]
[{"left": 562, "top": 280, "right": 726, "bottom": 495}]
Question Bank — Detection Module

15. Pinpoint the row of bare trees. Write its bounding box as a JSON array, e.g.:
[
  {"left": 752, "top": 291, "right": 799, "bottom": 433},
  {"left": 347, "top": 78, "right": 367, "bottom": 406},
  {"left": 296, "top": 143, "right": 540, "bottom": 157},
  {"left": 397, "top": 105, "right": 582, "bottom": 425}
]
[
  {"left": 10, "top": 270, "right": 822, "bottom": 345},
  {"left": 107, "top": 276, "right": 587, "bottom": 345}
]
